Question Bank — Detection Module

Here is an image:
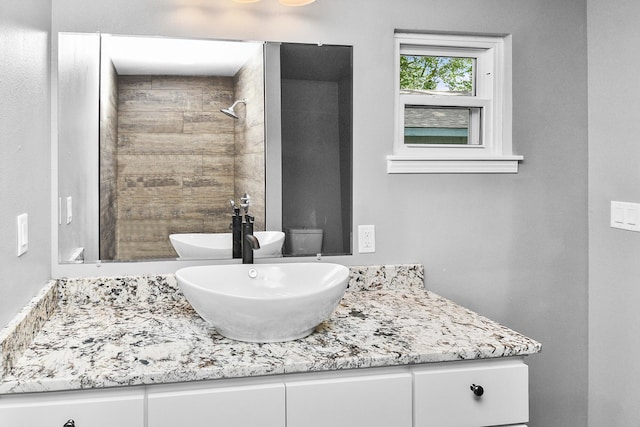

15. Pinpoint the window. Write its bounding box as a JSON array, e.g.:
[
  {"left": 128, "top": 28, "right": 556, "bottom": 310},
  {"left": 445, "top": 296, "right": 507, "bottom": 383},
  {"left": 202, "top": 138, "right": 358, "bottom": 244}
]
[{"left": 387, "top": 32, "right": 522, "bottom": 173}]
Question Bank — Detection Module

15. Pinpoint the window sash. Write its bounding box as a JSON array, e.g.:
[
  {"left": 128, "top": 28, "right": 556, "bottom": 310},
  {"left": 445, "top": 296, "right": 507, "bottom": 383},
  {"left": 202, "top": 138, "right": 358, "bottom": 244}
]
[
  {"left": 399, "top": 48, "right": 479, "bottom": 96},
  {"left": 398, "top": 95, "right": 491, "bottom": 153},
  {"left": 403, "top": 106, "right": 482, "bottom": 146}
]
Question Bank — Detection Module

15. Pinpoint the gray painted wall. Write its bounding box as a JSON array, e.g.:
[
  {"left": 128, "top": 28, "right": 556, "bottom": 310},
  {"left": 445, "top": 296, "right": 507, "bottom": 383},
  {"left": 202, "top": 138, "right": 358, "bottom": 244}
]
[
  {"left": 0, "top": 0, "right": 589, "bottom": 425},
  {"left": 50, "top": 1, "right": 590, "bottom": 425},
  {"left": 588, "top": 0, "right": 640, "bottom": 425},
  {"left": 0, "top": 1, "right": 52, "bottom": 328}
]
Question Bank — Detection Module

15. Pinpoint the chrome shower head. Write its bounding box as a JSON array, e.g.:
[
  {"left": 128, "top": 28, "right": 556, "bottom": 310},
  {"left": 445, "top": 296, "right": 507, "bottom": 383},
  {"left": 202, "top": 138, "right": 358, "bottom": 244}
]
[{"left": 220, "top": 99, "right": 247, "bottom": 119}]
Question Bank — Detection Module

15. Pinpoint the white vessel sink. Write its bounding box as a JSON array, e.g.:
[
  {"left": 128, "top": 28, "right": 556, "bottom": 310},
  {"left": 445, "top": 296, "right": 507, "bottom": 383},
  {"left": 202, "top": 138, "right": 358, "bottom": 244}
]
[
  {"left": 175, "top": 263, "right": 350, "bottom": 342},
  {"left": 169, "top": 231, "right": 285, "bottom": 259}
]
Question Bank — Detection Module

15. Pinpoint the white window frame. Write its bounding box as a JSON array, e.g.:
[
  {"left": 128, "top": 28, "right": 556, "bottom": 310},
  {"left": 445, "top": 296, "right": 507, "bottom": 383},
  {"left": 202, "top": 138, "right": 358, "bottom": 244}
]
[{"left": 387, "top": 32, "right": 522, "bottom": 174}]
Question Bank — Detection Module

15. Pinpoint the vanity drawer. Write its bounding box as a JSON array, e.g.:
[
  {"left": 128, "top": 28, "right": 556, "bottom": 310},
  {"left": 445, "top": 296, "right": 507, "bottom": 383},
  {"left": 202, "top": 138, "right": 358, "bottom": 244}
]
[{"left": 412, "top": 358, "right": 528, "bottom": 427}]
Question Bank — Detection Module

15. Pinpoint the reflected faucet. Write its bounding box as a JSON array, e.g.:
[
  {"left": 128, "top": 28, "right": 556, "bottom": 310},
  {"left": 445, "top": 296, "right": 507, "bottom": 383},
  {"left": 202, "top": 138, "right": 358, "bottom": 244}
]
[
  {"left": 240, "top": 193, "right": 251, "bottom": 214},
  {"left": 231, "top": 200, "right": 242, "bottom": 259}
]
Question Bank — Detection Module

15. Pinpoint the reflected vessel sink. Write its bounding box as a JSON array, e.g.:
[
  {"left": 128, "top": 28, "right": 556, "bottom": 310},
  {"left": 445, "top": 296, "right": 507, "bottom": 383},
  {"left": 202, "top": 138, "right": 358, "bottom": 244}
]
[
  {"left": 175, "top": 263, "right": 350, "bottom": 342},
  {"left": 169, "top": 231, "right": 285, "bottom": 259}
]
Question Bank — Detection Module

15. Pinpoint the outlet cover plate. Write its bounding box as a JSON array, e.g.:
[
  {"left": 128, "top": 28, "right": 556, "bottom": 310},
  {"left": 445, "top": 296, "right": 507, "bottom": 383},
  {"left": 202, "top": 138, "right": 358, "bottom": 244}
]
[{"left": 358, "top": 225, "right": 376, "bottom": 253}]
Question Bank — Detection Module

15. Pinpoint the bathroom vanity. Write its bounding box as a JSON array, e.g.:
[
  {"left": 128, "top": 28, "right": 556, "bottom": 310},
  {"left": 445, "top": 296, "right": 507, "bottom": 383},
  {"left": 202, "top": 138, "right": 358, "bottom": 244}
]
[{"left": 0, "top": 265, "right": 540, "bottom": 426}]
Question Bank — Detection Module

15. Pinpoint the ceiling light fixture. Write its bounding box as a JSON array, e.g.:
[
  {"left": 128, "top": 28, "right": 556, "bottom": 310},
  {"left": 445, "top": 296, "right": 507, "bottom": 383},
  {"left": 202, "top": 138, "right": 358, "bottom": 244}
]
[{"left": 279, "top": 0, "right": 316, "bottom": 5}]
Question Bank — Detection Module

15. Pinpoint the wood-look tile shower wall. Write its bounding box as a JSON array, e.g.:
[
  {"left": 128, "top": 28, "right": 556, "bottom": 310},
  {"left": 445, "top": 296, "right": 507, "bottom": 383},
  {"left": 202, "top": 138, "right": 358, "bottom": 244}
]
[
  {"left": 99, "top": 61, "right": 119, "bottom": 260},
  {"left": 233, "top": 50, "right": 265, "bottom": 234},
  {"left": 114, "top": 75, "right": 237, "bottom": 259}
]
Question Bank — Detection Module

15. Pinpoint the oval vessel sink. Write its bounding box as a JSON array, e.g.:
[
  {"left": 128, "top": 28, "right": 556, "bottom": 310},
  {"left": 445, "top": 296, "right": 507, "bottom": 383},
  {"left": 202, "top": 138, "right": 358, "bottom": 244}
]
[
  {"left": 175, "top": 263, "right": 350, "bottom": 342},
  {"left": 170, "top": 231, "right": 285, "bottom": 259}
]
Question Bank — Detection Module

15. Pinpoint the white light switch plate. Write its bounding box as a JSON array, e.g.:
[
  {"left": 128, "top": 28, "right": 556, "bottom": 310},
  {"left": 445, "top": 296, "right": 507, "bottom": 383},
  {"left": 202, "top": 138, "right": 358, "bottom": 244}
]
[
  {"left": 66, "top": 196, "right": 73, "bottom": 224},
  {"left": 16, "top": 213, "right": 28, "bottom": 256},
  {"left": 610, "top": 201, "right": 640, "bottom": 232}
]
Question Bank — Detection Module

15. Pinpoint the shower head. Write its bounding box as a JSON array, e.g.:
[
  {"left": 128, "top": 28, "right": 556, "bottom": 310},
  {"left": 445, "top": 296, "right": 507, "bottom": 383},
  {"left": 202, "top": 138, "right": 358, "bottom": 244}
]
[{"left": 220, "top": 99, "right": 247, "bottom": 119}]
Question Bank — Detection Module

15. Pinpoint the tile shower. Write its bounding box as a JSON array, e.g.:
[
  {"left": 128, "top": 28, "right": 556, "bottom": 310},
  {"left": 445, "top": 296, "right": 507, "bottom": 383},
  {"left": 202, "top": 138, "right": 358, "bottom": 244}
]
[{"left": 99, "top": 49, "right": 264, "bottom": 260}]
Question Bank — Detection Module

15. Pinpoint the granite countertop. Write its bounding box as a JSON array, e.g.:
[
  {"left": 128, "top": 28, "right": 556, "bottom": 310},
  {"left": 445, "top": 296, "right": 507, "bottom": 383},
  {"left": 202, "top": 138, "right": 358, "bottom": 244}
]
[{"left": 0, "top": 264, "right": 541, "bottom": 394}]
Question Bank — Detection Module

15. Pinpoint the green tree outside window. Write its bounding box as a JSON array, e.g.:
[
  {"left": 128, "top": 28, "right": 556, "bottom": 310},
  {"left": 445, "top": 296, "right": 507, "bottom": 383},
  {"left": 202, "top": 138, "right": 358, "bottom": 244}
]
[{"left": 400, "top": 55, "right": 473, "bottom": 94}]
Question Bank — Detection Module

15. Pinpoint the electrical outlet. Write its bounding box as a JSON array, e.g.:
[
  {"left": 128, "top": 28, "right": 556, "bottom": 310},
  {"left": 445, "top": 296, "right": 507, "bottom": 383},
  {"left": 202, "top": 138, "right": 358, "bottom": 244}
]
[{"left": 358, "top": 225, "right": 376, "bottom": 253}]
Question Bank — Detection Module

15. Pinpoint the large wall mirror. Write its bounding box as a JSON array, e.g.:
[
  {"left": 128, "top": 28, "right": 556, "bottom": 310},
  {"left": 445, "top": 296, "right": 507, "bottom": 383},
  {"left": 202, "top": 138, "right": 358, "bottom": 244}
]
[{"left": 57, "top": 33, "right": 352, "bottom": 264}]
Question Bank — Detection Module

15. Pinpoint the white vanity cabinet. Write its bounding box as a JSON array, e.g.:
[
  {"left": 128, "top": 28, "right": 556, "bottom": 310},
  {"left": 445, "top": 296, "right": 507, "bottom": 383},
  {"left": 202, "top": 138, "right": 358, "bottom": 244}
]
[
  {"left": 285, "top": 369, "right": 413, "bottom": 427},
  {"left": 144, "top": 369, "right": 412, "bottom": 427},
  {"left": 0, "top": 387, "right": 145, "bottom": 427},
  {"left": 413, "top": 358, "right": 529, "bottom": 427},
  {"left": 147, "top": 379, "right": 285, "bottom": 427},
  {"left": 0, "top": 358, "right": 530, "bottom": 427}
]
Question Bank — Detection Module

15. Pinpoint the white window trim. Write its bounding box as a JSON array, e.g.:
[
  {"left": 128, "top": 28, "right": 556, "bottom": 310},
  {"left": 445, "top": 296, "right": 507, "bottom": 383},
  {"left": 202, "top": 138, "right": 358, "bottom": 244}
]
[{"left": 387, "top": 32, "right": 522, "bottom": 174}]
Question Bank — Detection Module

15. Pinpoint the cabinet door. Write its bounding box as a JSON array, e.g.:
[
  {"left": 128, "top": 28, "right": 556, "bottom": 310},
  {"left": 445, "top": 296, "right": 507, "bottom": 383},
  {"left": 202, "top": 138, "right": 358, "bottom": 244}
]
[
  {"left": 0, "top": 388, "right": 144, "bottom": 427},
  {"left": 148, "top": 381, "right": 285, "bottom": 427},
  {"left": 413, "top": 358, "right": 529, "bottom": 427},
  {"left": 286, "top": 370, "right": 412, "bottom": 427}
]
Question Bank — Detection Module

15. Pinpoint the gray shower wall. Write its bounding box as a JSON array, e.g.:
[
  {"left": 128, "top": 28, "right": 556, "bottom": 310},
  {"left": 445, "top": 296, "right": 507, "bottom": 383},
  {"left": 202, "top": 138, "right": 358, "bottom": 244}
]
[{"left": 281, "top": 78, "right": 348, "bottom": 255}]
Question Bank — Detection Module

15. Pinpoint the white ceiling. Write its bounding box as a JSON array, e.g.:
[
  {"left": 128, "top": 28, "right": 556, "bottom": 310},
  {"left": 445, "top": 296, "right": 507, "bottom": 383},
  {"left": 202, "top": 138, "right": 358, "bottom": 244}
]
[{"left": 103, "top": 35, "right": 263, "bottom": 76}]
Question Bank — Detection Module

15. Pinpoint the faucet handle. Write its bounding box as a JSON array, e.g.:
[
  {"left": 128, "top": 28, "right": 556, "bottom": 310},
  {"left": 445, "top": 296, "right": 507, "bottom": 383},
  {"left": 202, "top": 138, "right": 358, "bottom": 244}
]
[
  {"left": 240, "top": 194, "right": 251, "bottom": 214},
  {"left": 230, "top": 199, "right": 242, "bottom": 215}
]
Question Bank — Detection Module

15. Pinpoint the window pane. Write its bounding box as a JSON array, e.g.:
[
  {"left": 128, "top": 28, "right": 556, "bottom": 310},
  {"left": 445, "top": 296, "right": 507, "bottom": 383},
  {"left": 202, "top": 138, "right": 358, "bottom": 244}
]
[
  {"left": 400, "top": 55, "right": 474, "bottom": 96},
  {"left": 404, "top": 106, "right": 480, "bottom": 145}
]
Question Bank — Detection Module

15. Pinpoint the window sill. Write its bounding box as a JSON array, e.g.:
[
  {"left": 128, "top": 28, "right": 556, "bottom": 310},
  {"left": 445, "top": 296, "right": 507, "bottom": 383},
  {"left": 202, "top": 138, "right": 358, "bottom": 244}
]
[{"left": 386, "top": 154, "right": 523, "bottom": 174}]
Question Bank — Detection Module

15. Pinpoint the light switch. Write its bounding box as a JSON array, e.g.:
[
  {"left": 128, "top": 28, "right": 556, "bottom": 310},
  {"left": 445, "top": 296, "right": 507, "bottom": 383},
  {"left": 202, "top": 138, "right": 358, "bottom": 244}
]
[
  {"left": 613, "top": 206, "right": 624, "bottom": 224},
  {"left": 17, "top": 213, "right": 28, "bottom": 256},
  {"left": 66, "top": 196, "right": 73, "bottom": 224},
  {"left": 625, "top": 207, "right": 638, "bottom": 225},
  {"left": 611, "top": 201, "right": 640, "bottom": 232}
]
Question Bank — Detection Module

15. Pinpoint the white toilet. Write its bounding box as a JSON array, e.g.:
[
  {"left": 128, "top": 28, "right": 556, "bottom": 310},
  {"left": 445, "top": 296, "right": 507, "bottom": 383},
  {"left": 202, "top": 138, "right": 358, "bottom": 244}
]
[{"left": 285, "top": 228, "right": 324, "bottom": 256}]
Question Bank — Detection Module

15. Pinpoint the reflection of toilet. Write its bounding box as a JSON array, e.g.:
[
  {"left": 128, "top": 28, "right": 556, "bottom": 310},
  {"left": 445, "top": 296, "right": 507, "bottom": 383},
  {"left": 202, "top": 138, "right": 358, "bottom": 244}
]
[{"left": 285, "top": 228, "right": 323, "bottom": 256}]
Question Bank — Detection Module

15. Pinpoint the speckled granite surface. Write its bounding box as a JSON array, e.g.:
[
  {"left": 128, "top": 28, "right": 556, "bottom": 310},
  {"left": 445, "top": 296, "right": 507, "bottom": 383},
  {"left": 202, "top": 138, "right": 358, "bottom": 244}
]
[
  {"left": 0, "top": 280, "right": 59, "bottom": 382},
  {"left": 0, "top": 264, "right": 541, "bottom": 394}
]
